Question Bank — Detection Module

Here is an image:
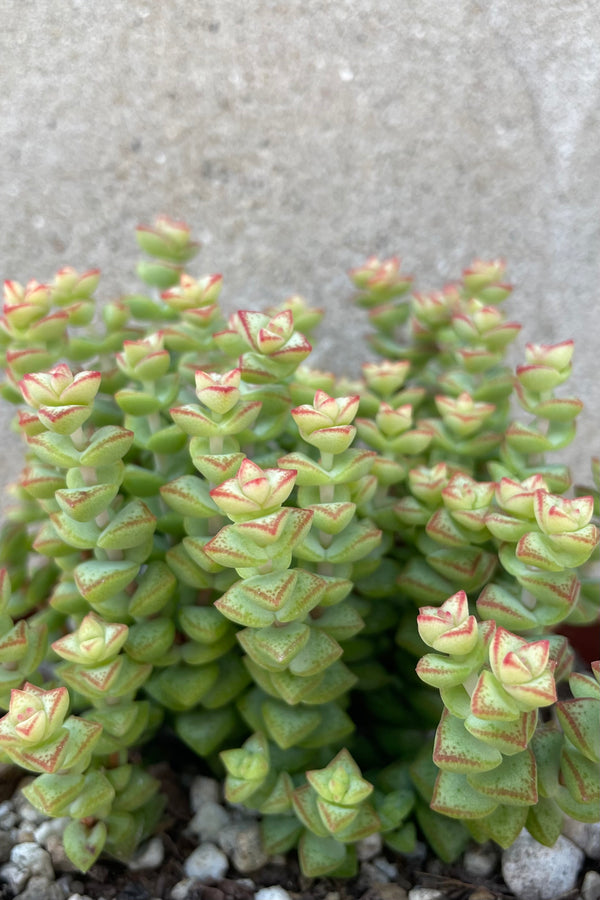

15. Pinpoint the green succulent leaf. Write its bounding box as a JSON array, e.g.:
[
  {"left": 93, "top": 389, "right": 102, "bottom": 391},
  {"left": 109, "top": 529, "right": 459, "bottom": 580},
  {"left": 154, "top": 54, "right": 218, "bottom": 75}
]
[{"left": 63, "top": 819, "right": 108, "bottom": 873}]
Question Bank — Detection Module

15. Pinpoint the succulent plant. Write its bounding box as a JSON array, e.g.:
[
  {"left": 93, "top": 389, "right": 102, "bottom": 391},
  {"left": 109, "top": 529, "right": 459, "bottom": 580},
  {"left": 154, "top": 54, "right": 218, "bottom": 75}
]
[{"left": 0, "top": 219, "right": 597, "bottom": 876}]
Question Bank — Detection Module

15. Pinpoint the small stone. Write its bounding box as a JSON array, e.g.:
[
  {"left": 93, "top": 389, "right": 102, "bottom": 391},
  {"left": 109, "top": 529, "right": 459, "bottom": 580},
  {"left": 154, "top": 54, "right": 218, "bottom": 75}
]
[
  {"left": 230, "top": 821, "right": 269, "bottom": 873},
  {"left": 360, "top": 861, "right": 391, "bottom": 887},
  {"left": 10, "top": 841, "right": 55, "bottom": 881},
  {"left": 0, "top": 801, "right": 17, "bottom": 829},
  {"left": 128, "top": 836, "right": 164, "bottom": 870},
  {"left": 14, "top": 875, "right": 64, "bottom": 900},
  {"left": 502, "top": 830, "right": 585, "bottom": 900},
  {"left": 0, "top": 862, "right": 29, "bottom": 893},
  {"left": 582, "top": 870, "right": 600, "bottom": 900},
  {"left": 372, "top": 857, "right": 398, "bottom": 881},
  {"left": 34, "top": 817, "right": 69, "bottom": 847},
  {"left": 19, "top": 804, "right": 47, "bottom": 825},
  {"left": 357, "top": 832, "right": 383, "bottom": 861},
  {"left": 468, "top": 891, "right": 495, "bottom": 900},
  {"left": 170, "top": 880, "right": 195, "bottom": 900},
  {"left": 183, "top": 842, "right": 228, "bottom": 880},
  {"left": 187, "top": 800, "right": 231, "bottom": 842},
  {"left": 324, "top": 893, "right": 341, "bottom": 900},
  {"left": 364, "top": 885, "right": 409, "bottom": 900},
  {"left": 16, "top": 828, "right": 36, "bottom": 843},
  {"left": 67, "top": 895, "right": 96, "bottom": 900},
  {"left": 408, "top": 889, "right": 446, "bottom": 900},
  {"left": 562, "top": 818, "right": 600, "bottom": 860},
  {"left": 189, "top": 775, "right": 221, "bottom": 813},
  {"left": 463, "top": 843, "right": 498, "bottom": 879},
  {"left": 0, "top": 830, "right": 14, "bottom": 864},
  {"left": 254, "top": 888, "right": 293, "bottom": 900}
]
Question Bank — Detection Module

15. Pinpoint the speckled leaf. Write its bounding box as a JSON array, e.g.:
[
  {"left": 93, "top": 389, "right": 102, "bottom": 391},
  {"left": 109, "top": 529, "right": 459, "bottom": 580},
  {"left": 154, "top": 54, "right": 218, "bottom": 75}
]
[
  {"left": 467, "top": 749, "right": 537, "bottom": 807},
  {"left": 128, "top": 561, "right": 176, "bottom": 617},
  {"left": 317, "top": 797, "right": 359, "bottom": 834},
  {"left": 299, "top": 830, "right": 352, "bottom": 877},
  {"left": 262, "top": 699, "right": 321, "bottom": 749},
  {"left": 74, "top": 560, "right": 140, "bottom": 605},
  {"left": 414, "top": 799, "right": 470, "bottom": 863},
  {"left": 69, "top": 770, "right": 116, "bottom": 819},
  {"left": 310, "top": 603, "right": 365, "bottom": 642},
  {"left": 261, "top": 815, "right": 303, "bottom": 855},
  {"left": 189, "top": 450, "right": 244, "bottom": 483},
  {"left": 298, "top": 703, "right": 354, "bottom": 748},
  {"left": 22, "top": 772, "right": 84, "bottom": 816},
  {"left": 525, "top": 796, "right": 563, "bottom": 846},
  {"left": 63, "top": 819, "right": 107, "bottom": 873},
  {"left": 292, "top": 784, "right": 329, "bottom": 836},
  {"left": 175, "top": 707, "right": 238, "bottom": 757},
  {"left": 97, "top": 500, "right": 156, "bottom": 550},
  {"left": 178, "top": 605, "right": 232, "bottom": 645},
  {"left": 50, "top": 513, "right": 101, "bottom": 549},
  {"left": 165, "top": 543, "right": 213, "bottom": 589},
  {"left": 476, "top": 583, "right": 539, "bottom": 631},
  {"left": 79, "top": 426, "right": 134, "bottom": 466},
  {"left": 416, "top": 653, "right": 479, "bottom": 690},
  {"left": 55, "top": 482, "right": 120, "bottom": 523},
  {"left": 560, "top": 745, "right": 600, "bottom": 804},
  {"left": 470, "top": 669, "right": 521, "bottom": 721},
  {"left": 125, "top": 617, "right": 176, "bottom": 663},
  {"left": 160, "top": 474, "right": 218, "bottom": 517},
  {"left": 27, "top": 432, "right": 81, "bottom": 468},
  {"left": 431, "top": 770, "right": 498, "bottom": 819},
  {"left": 464, "top": 710, "right": 537, "bottom": 757},
  {"left": 238, "top": 621, "right": 310, "bottom": 670},
  {"left": 556, "top": 698, "right": 600, "bottom": 762},
  {"left": 306, "top": 502, "right": 357, "bottom": 535},
  {"left": 288, "top": 628, "right": 342, "bottom": 677},
  {"left": 433, "top": 710, "right": 503, "bottom": 773},
  {"left": 477, "top": 804, "right": 528, "bottom": 847},
  {"left": 531, "top": 723, "right": 563, "bottom": 798},
  {"left": 427, "top": 546, "right": 496, "bottom": 591}
]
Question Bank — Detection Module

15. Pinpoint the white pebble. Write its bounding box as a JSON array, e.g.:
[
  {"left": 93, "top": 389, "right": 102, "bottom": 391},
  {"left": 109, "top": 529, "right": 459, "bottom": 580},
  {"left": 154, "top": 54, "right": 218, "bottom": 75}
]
[
  {"left": 230, "top": 821, "right": 269, "bottom": 873},
  {"left": 582, "top": 870, "right": 600, "bottom": 900},
  {"left": 463, "top": 842, "right": 498, "bottom": 878},
  {"left": 170, "top": 880, "right": 195, "bottom": 900},
  {"left": 255, "top": 888, "right": 293, "bottom": 900},
  {"left": 189, "top": 775, "right": 220, "bottom": 812},
  {"left": 373, "top": 856, "right": 399, "bottom": 880},
  {"left": 187, "top": 800, "right": 230, "bottom": 841},
  {"left": 562, "top": 817, "right": 600, "bottom": 860},
  {"left": 0, "top": 861, "right": 28, "bottom": 893},
  {"left": 502, "top": 830, "right": 585, "bottom": 900},
  {"left": 0, "top": 801, "right": 17, "bottom": 829},
  {"left": 10, "top": 841, "right": 55, "bottom": 880},
  {"left": 408, "top": 888, "right": 446, "bottom": 900},
  {"left": 183, "top": 842, "right": 228, "bottom": 880},
  {"left": 34, "top": 817, "right": 69, "bottom": 846},
  {"left": 128, "top": 836, "right": 164, "bottom": 870},
  {"left": 356, "top": 832, "right": 383, "bottom": 860}
]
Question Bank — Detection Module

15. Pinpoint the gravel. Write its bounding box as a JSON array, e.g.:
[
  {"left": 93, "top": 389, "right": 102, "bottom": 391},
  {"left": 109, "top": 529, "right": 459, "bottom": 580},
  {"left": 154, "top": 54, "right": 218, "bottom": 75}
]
[
  {"left": 0, "top": 766, "right": 598, "bottom": 900},
  {"left": 183, "top": 841, "right": 229, "bottom": 880},
  {"left": 501, "top": 829, "right": 585, "bottom": 900}
]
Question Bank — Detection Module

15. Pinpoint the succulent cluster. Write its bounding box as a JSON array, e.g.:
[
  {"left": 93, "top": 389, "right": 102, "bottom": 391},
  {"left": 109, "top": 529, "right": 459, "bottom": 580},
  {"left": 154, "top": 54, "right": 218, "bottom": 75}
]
[{"left": 0, "top": 219, "right": 598, "bottom": 876}]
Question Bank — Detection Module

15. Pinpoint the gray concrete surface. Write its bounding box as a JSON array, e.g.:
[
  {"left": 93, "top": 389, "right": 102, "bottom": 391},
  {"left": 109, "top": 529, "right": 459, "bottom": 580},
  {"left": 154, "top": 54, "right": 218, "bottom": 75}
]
[{"left": 1, "top": 1, "right": 598, "bottom": 512}]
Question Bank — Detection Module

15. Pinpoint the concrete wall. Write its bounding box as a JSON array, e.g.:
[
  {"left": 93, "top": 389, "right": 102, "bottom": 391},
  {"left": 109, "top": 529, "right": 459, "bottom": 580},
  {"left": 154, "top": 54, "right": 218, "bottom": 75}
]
[{"left": 1, "top": 1, "right": 598, "bottom": 509}]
